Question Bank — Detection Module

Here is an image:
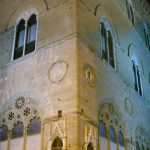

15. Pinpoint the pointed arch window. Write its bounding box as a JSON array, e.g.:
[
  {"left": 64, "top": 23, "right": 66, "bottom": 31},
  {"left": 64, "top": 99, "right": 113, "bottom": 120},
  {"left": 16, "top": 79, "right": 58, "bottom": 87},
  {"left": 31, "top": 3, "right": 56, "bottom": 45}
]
[
  {"left": 144, "top": 28, "right": 150, "bottom": 51},
  {"left": 0, "top": 126, "right": 8, "bottom": 141},
  {"left": 132, "top": 61, "right": 143, "bottom": 97},
  {"left": 14, "top": 19, "right": 25, "bottom": 60},
  {"left": 142, "top": 145, "right": 145, "bottom": 150},
  {"left": 126, "top": 0, "right": 134, "bottom": 25},
  {"left": 99, "top": 120, "right": 106, "bottom": 138},
  {"left": 108, "top": 31, "right": 115, "bottom": 68},
  {"left": 25, "top": 14, "right": 37, "bottom": 54},
  {"left": 101, "top": 23, "right": 107, "bottom": 61},
  {"left": 52, "top": 137, "right": 63, "bottom": 150},
  {"left": 28, "top": 117, "right": 41, "bottom": 135},
  {"left": 136, "top": 141, "right": 140, "bottom": 150},
  {"left": 100, "top": 23, "right": 115, "bottom": 68},
  {"left": 12, "top": 122, "right": 23, "bottom": 139},
  {"left": 118, "top": 131, "right": 124, "bottom": 146},
  {"left": 13, "top": 13, "right": 37, "bottom": 60},
  {"left": 87, "top": 142, "right": 94, "bottom": 150},
  {"left": 110, "top": 126, "right": 116, "bottom": 143}
]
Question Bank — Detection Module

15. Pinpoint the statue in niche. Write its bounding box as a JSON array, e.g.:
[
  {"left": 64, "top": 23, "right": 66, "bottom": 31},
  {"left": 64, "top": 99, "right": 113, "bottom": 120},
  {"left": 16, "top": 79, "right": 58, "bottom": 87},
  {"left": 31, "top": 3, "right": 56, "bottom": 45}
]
[{"left": 84, "top": 64, "right": 96, "bottom": 87}]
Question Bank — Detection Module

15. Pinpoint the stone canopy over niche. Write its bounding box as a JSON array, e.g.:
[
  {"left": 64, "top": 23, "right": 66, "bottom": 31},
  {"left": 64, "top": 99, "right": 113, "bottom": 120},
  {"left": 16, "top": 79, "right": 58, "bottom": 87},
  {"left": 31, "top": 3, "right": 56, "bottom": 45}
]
[{"left": 0, "top": 95, "right": 42, "bottom": 130}]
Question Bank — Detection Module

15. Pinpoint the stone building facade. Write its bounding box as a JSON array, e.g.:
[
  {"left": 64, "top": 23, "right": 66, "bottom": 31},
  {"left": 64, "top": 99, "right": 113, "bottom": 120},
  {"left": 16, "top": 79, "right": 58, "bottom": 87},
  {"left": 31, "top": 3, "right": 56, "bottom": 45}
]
[{"left": 0, "top": 0, "right": 150, "bottom": 150}]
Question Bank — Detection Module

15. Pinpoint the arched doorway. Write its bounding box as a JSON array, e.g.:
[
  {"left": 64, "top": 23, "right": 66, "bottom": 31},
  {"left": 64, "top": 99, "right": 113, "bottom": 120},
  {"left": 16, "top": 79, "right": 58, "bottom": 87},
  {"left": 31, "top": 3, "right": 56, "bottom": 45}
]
[
  {"left": 87, "top": 142, "right": 94, "bottom": 150},
  {"left": 52, "top": 137, "right": 63, "bottom": 150}
]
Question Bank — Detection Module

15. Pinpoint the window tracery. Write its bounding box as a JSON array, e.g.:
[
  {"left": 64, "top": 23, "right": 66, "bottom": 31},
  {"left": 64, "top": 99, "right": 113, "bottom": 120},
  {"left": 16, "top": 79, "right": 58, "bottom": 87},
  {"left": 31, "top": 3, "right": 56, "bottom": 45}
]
[
  {"left": 12, "top": 8, "right": 38, "bottom": 61},
  {"left": 132, "top": 60, "right": 143, "bottom": 97},
  {"left": 0, "top": 95, "right": 41, "bottom": 141},
  {"left": 100, "top": 21, "right": 115, "bottom": 68},
  {"left": 126, "top": 0, "right": 134, "bottom": 25}
]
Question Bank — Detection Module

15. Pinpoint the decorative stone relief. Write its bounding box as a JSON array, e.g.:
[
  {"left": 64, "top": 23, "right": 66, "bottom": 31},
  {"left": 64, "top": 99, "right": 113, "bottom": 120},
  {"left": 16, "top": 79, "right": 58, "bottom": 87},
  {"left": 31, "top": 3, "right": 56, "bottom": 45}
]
[
  {"left": 83, "top": 64, "right": 96, "bottom": 87},
  {"left": 99, "top": 103, "right": 125, "bottom": 133},
  {"left": 0, "top": 95, "right": 41, "bottom": 130},
  {"left": 125, "top": 98, "right": 133, "bottom": 116},
  {"left": 46, "top": 117, "right": 67, "bottom": 150},
  {"left": 85, "top": 124, "right": 97, "bottom": 150},
  {"left": 48, "top": 61, "right": 68, "bottom": 83},
  {"left": 135, "top": 125, "right": 150, "bottom": 148}
]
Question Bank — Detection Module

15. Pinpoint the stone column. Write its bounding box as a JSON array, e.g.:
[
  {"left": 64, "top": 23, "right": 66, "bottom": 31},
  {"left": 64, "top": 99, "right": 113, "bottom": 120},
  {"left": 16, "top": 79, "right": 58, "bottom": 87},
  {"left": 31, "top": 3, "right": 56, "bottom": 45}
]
[
  {"left": 106, "top": 31, "right": 109, "bottom": 63},
  {"left": 40, "top": 122, "right": 44, "bottom": 150},
  {"left": 11, "top": 24, "right": 17, "bottom": 61},
  {"left": 23, "top": 126, "right": 28, "bottom": 150},
  {"left": 23, "top": 22, "right": 28, "bottom": 56},
  {"left": 115, "top": 131, "right": 119, "bottom": 150},
  {"left": 7, "top": 130, "right": 11, "bottom": 150},
  {"left": 106, "top": 128, "right": 110, "bottom": 150}
]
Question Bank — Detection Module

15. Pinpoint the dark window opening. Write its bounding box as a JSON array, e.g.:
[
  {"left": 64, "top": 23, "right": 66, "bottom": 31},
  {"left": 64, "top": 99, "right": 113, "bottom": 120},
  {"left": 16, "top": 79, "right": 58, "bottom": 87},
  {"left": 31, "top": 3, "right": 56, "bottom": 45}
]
[
  {"left": 142, "top": 144, "right": 145, "bottom": 150},
  {"left": 99, "top": 120, "right": 106, "bottom": 138},
  {"left": 28, "top": 117, "right": 41, "bottom": 135},
  {"left": 136, "top": 141, "right": 140, "bottom": 150},
  {"left": 108, "top": 31, "right": 115, "bottom": 68},
  {"left": 101, "top": 23, "right": 107, "bottom": 60},
  {"left": 110, "top": 126, "right": 116, "bottom": 143},
  {"left": 132, "top": 61, "right": 138, "bottom": 92},
  {"left": 130, "top": 5, "right": 134, "bottom": 25},
  {"left": 12, "top": 122, "right": 23, "bottom": 139},
  {"left": 14, "top": 19, "right": 25, "bottom": 60},
  {"left": 52, "top": 137, "right": 63, "bottom": 150},
  {"left": 0, "top": 126, "right": 8, "bottom": 141},
  {"left": 25, "top": 14, "right": 37, "bottom": 54},
  {"left": 87, "top": 142, "right": 94, "bottom": 150},
  {"left": 137, "top": 69, "right": 142, "bottom": 96},
  {"left": 118, "top": 131, "right": 124, "bottom": 146}
]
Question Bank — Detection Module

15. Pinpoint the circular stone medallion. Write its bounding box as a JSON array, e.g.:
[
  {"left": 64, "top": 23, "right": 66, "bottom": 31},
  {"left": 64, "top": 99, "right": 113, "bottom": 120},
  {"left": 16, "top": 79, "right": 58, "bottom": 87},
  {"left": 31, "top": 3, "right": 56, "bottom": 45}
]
[
  {"left": 83, "top": 63, "right": 96, "bottom": 87},
  {"left": 48, "top": 61, "right": 68, "bottom": 83},
  {"left": 125, "top": 98, "right": 133, "bottom": 116}
]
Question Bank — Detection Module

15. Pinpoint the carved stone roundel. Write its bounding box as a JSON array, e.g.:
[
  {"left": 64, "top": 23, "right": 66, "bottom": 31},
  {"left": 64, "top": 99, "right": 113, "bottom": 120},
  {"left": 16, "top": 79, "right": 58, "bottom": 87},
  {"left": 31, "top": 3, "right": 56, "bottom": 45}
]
[
  {"left": 125, "top": 98, "right": 133, "bottom": 116},
  {"left": 83, "top": 63, "right": 96, "bottom": 87},
  {"left": 48, "top": 61, "right": 68, "bottom": 83}
]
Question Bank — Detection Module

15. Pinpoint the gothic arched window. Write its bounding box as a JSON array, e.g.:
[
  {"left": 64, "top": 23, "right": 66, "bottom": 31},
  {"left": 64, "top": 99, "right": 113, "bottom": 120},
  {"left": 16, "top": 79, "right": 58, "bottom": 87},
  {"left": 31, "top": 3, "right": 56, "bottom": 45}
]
[
  {"left": 110, "top": 126, "right": 116, "bottom": 143},
  {"left": 142, "top": 144, "right": 145, "bottom": 150},
  {"left": 14, "top": 19, "right": 25, "bottom": 60},
  {"left": 118, "top": 131, "right": 124, "bottom": 146},
  {"left": 13, "top": 12, "right": 37, "bottom": 60},
  {"left": 0, "top": 126, "right": 8, "bottom": 141},
  {"left": 108, "top": 31, "right": 115, "bottom": 68},
  {"left": 25, "top": 14, "right": 37, "bottom": 54},
  {"left": 126, "top": 0, "right": 134, "bottom": 25},
  {"left": 101, "top": 23, "right": 107, "bottom": 61},
  {"left": 28, "top": 117, "right": 41, "bottom": 135},
  {"left": 132, "top": 61, "right": 143, "bottom": 97},
  {"left": 136, "top": 141, "right": 140, "bottom": 150},
  {"left": 144, "top": 24, "right": 150, "bottom": 51},
  {"left": 12, "top": 122, "right": 23, "bottom": 139},
  {"left": 87, "top": 142, "right": 94, "bottom": 150},
  {"left": 99, "top": 120, "right": 106, "bottom": 138},
  {"left": 52, "top": 137, "right": 63, "bottom": 150},
  {"left": 100, "top": 22, "right": 115, "bottom": 68}
]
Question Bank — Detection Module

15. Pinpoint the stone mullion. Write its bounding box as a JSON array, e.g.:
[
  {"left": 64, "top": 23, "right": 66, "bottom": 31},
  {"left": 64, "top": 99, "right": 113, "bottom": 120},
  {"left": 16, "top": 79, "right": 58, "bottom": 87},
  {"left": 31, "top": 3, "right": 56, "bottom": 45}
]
[
  {"left": 7, "top": 130, "right": 12, "bottom": 150},
  {"left": 99, "top": 23, "right": 102, "bottom": 58},
  {"left": 11, "top": 24, "right": 17, "bottom": 61},
  {"left": 99, "top": 127, "right": 101, "bottom": 150},
  {"left": 23, "top": 22, "right": 28, "bottom": 56},
  {"left": 115, "top": 131, "right": 119, "bottom": 150},
  {"left": 23, "top": 126, "right": 28, "bottom": 150},
  {"left": 124, "top": 136, "right": 128, "bottom": 150},
  {"left": 106, "top": 31, "right": 109, "bottom": 63},
  {"left": 106, "top": 125, "right": 110, "bottom": 150},
  {"left": 40, "top": 122, "right": 44, "bottom": 150}
]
